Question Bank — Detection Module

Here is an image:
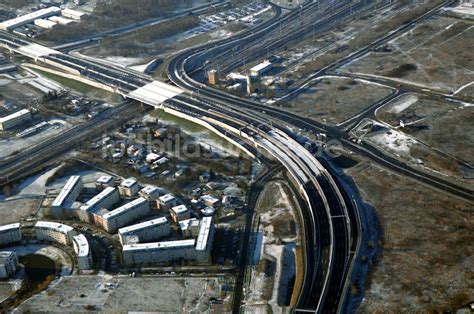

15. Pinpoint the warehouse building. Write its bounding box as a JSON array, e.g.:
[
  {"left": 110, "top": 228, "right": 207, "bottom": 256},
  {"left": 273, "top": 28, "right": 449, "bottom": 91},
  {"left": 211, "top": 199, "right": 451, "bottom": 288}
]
[
  {"left": 0, "top": 223, "right": 22, "bottom": 246},
  {"left": 0, "top": 251, "right": 19, "bottom": 279},
  {"left": 61, "top": 8, "right": 86, "bottom": 20},
  {"left": 118, "top": 217, "right": 171, "bottom": 245},
  {"left": 170, "top": 204, "right": 191, "bottom": 223},
  {"left": 249, "top": 60, "right": 272, "bottom": 77},
  {"left": 0, "top": 109, "right": 32, "bottom": 131},
  {"left": 122, "top": 239, "right": 197, "bottom": 266},
  {"left": 48, "top": 15, "right": 74, "bottom": 25},
  {"left": 34, "top": 18, "right": 57, "bottom": 29},
  {"left": 0, "top": 7, "right": 61, "bottom": 31},
  {"left": 51, "top": 175, "right": 83, "bottom": 218},
  {"left": 100, "top": 197, "right": 150, "bottom": 233},
  {"left": 118, "top": 178, "right": 140, "bottom": 197},
  {"left": 72, "top": 234, "right": 92, "bottom": 270},
  {"left": 35, "top": 221, "right": 75, "bottom": 246}
]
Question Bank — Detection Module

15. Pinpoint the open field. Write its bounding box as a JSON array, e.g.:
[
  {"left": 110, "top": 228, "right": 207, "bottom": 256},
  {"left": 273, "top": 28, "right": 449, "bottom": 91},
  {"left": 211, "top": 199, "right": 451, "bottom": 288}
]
[
  {"left": 352, "top": 118, "right": 471, "bottom": 182},
  {"left": 376, "top": 94, "right": 474, "bottom": 167},
  {"left": 0, "top": 78, "right": 43, "bottom": 106},
  {"left": 36, "top": 0, "right": 206, "bottom": 43},
  {"left": 244, "top": 179, "right": 300, "bottom": 312},
  {"left": 17, "top": 275, "right": 231, "bottom": 312},
  {"left": 345, "top": 159, "right": 473, "bottom": 312},
  {"left": 273, "top": 1, "right": 447, "bottom": 82},
  {"left": 341, "top": 15, "right": 474, "bottom": 95},
  {"left": 282, "top": 77, "right": 393, "bottom": 125}
]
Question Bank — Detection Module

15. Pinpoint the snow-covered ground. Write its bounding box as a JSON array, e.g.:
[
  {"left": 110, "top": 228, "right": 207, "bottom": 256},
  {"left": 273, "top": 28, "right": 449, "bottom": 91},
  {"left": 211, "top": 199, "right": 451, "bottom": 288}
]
[
  {"left": 370, "top": 126, "right": 417, "bottom": 154},
  {"left": 14, "top": 165, "right": 63, "bottom": 198},
  {"left": 355, "top": 119, "right": 419, "bottom": 156},
  {"left": 444, "top": 3, "right": 474, "bottom": 18},
  {"left": 384, "top": 93, "right": 419, "bottom": 114},
  {"left": 103, "top": 56, "right": 144, "bottom": 67}
]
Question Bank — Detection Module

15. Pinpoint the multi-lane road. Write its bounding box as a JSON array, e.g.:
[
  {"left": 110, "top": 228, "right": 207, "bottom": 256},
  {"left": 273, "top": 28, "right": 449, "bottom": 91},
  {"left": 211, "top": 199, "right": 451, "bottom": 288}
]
[{"left": 0, "top": 0, "right": 472, "bottom": 313}]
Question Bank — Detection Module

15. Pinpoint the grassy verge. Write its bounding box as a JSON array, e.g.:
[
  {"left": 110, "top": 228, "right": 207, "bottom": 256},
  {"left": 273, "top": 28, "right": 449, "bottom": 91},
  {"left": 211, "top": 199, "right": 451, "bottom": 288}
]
[
  {"left": 150, "top": 109, "right": 247, "bottom": 156},
  {"left": 31, "top": 68, "right": 122, "bottom": 103}
]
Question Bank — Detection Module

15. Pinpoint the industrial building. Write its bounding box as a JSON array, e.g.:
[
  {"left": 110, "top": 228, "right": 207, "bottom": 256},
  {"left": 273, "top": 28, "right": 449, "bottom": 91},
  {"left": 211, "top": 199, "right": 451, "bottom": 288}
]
[
  {"left": 0, "top": 251, "right": 19, "bottom": 279},
  {"left": 0, "top": 109, "right": 32, "bottom": 131},
  {"left": 249, "top": 60, "right": 272, "bottom": 77},
  {"left": 208, "top": 69, "right": 220, "bottom": 85},
  {"left": 118, "top": 178, "right": 140, "bottom": 197},
  {"left": 61, "top": 8, "right": 86, "bottom": 20},
  {"left": 95, "top": 175, "right": 115, "bottom": 191},
  {"left": 35, "top": 221, "right": 75, "bottom": 246},
  {"left": 0, "top": 223, "right": 22, "bottom": 246},
  {"left": 170, "top": 204, "right": 191, "bottom": 223},
  {"left": 122, "top": 239, "right": 199, "bottom": 266},
  {"left": 48, "top": 15, "right": 74, "bottom": 25},
  {"left": 79, "top": 187, "right": 120, "bottom": 218},
  {"left": 179, "top": 218, "right": 200, "bottom": 237},
  {"left": 0, "top": 7, "right": 61, "bottom": 31},
  {"left": 158, "top": 193, "right": 178, "bottom": 211},
  {"left": 118, "top": 217, "right": 171, "bottom": 245},
  {"left": 51, "top": 175, "right": 83, "bottom": 218},
  {"left": 72, "top": 234, "right": 92, "bottom": 270},
  {"left": 246, "top": 74, "right": 260, "bottom": 94},
  {"left": 100, "top": 197, "right": 150, "bottom": 233},
  {"left": 34, "top": 18, "right": 57, "bottom": 30}
]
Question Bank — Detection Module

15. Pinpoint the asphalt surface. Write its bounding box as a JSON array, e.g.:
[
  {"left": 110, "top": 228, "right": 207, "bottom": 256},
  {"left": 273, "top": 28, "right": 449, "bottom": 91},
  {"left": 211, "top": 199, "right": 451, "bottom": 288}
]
[{"left": 0, "top": 1, "right": 471, "bottom": 313}]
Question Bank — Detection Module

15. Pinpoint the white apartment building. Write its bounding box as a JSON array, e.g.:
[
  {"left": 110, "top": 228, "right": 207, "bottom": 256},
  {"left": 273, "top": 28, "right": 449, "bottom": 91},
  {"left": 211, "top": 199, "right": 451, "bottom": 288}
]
[
  {"left": 118, "top": 178, "right": 140, "bottom": 197},
  {"left": 179, "top": 218, "right": 200, "bottom": 237},
  {"left": 79, "top": 187, "right": 120, "bottom": 223},
  {"left": 122, "top": 239, "right": 197, "bottom": 266},
  {"left": 100, "top": 197, "right": 150, "bottom": 233},
  {"left": 51, "top": 175, "right": 83, "bottom": 218},
  {"left": 170, "top": 204, "right": 191, "bottom": 223},
  {"left": 158, "top": 193, "right": 178, "bottom": 211},
  {"left": 195, "top": 217, "right": 215, "bottom": 263},
  {"left": 35, "top": 221, "right": 75, "bottom": 246},
  {"left": 0, "top": 251, "right": 19, "bottom": 279},
  {"left": 118, "top": 217, "right": 171, "bottom": 245},
  {"left": 95, "top": 175, "right": 115, "bottom": 191},
  {"left": 0, "top": 223, "right": 22, "bottom": 246},
  {"left": 139, "top": 185, "right": 161, "bottom": 201},
  {"left": 0, "top": 109, "right": 32, "bottom": 131},
  {"left": 72, "top": 234, "right": 92, "bottom": 270}
]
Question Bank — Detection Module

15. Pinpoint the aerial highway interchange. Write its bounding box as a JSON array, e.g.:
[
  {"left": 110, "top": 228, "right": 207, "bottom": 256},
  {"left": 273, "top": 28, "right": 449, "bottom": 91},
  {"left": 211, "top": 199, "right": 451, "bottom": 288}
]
[{"left": 0, "top": 0, "right": 472, "bottom": 312}]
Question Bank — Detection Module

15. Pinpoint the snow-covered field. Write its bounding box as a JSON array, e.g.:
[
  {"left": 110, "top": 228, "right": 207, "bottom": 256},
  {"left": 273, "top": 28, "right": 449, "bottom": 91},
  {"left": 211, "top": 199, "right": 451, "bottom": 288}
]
[
  {"left": 383, "top": 93, "right": 419, "bottom": 114},
  {"left": 444, "top": 4, "right": 474, "bottom": 18}
]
